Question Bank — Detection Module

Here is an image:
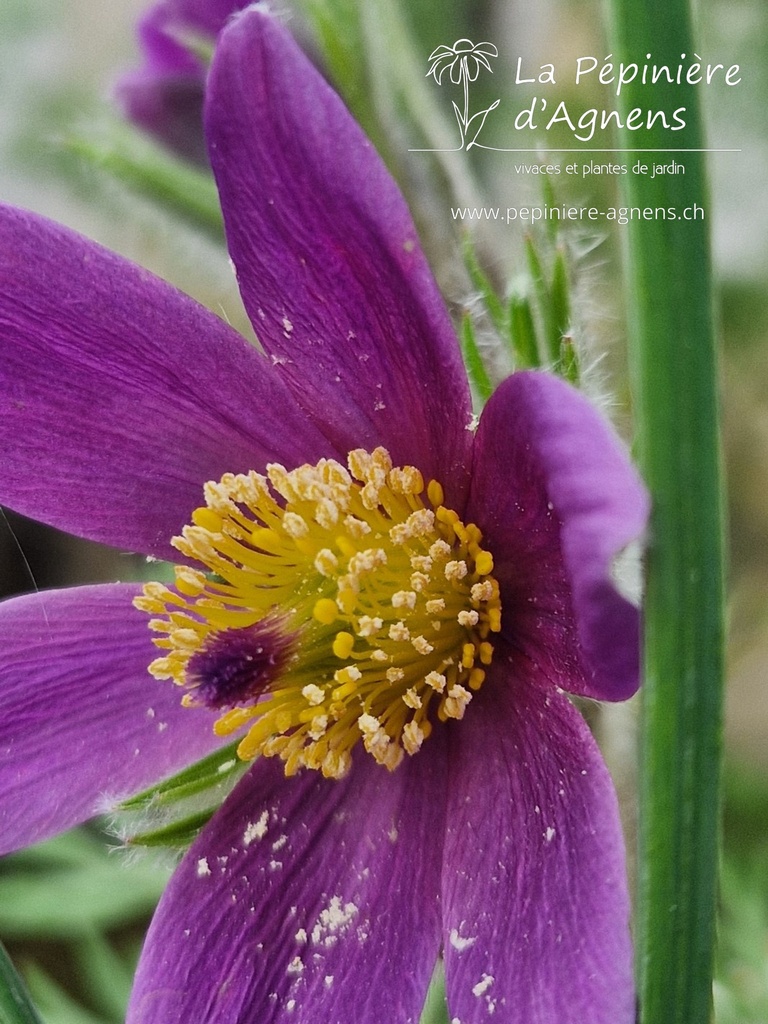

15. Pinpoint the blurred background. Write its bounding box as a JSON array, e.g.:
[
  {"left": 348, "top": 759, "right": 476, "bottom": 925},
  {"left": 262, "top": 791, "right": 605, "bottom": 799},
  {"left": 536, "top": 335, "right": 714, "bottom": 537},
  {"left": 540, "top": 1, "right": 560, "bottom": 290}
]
[{"left": 1, "top": 0, "right": 766, "bottom": 1021}]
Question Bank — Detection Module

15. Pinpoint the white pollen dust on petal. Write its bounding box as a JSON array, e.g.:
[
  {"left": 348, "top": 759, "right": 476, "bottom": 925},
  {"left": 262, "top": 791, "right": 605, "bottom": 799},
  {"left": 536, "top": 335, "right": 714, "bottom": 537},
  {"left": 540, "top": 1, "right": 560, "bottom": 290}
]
[
  {"left": 243, "top": 810, "right": 269, "bottom": 846},
  {"left": 449, "top": 928, "right": 477, "bottom": 952},
  {"left": 472, "top": 974, "right": 494, "bottom": 998}
]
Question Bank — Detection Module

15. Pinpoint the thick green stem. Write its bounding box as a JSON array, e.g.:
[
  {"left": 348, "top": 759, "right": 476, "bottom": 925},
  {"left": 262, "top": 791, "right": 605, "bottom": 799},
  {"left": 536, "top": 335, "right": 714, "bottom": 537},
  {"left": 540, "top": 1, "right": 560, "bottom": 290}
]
[{"left": 604, "top": 4, "right": 726, "bottom": 1024}]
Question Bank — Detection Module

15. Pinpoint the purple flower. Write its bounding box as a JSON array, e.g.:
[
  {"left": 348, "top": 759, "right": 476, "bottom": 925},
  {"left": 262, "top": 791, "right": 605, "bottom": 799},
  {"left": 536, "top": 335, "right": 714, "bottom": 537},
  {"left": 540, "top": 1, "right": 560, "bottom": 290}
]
[
  {"left": 114, "top": 0, "right": 251, "bottom": 164},
  {"left": 0, "top": 9, "right": 648, "bottom": 1024}
]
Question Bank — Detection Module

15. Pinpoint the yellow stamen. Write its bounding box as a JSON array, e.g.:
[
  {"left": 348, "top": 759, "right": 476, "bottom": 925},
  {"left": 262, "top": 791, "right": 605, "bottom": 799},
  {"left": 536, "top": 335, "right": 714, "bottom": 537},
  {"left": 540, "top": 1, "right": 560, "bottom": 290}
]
[{"left": 134, "top": 447, "right": 502, "bottom": 779}]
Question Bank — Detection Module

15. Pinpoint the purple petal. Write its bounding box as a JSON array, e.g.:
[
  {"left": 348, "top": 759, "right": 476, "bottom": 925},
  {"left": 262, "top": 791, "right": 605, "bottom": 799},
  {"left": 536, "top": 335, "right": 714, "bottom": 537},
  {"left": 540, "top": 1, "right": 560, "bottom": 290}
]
[
  {"left": 0, "top": 205, "right": 331, "bottom": 561},
  {"left": 442, "top": 654, "right": 634, "bottom": 1024},
  {"left": 116, "top": 70, "right": 209, "bottom": 166},
  {"left": 468, "top": 371, "right": 648, "bottom": 701},
  {"left": 0, "top": 584, "right": 223, "bottom": 855},
  {"left": 205, "top": 9, "right": 473, "bottom": 502},
  {"left": 115, "top": 0, "right": 250, "bottom": 164},
  {"left": 129, "top": 744, "right": 447, "bottom": 1023},
  {"left": 161, "top": 0, "right": 248, "bottom": 37}
]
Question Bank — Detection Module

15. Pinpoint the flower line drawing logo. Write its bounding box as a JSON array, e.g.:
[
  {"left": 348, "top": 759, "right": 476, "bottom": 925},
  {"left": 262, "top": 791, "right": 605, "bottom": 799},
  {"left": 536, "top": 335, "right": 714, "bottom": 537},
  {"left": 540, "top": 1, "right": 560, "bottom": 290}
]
[{"left": 427, "top": 38, "right": 500, "bottom": 149}]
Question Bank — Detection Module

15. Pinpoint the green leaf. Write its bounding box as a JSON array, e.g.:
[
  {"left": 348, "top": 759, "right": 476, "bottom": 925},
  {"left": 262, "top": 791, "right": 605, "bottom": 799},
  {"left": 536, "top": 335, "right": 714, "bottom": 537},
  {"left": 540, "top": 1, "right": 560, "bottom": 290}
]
[
  {"left": 73, "top": 934, "right": 135, "bottom": 1022},
  {"left": 0, "top": 943, "right": 44, "bottom": 1024},
  {"left": 605, "top": 3, "right": 725, "bottom": 1023},
  {"left": 0, "top": 852, "right": 169, "bottom": 939},
  {"left": 21, "top": 964, "right": 110, "bottom": 1024},
  {"left": 293, "top": 0, "right": 385, "bottom": 155},
  {"left": 66, "top": 126, "right": 224, "bottom": 242}
]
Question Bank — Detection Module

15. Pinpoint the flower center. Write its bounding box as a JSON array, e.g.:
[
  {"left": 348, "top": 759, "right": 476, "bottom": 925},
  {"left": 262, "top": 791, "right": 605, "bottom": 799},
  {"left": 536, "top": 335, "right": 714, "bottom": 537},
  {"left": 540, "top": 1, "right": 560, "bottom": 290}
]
[{"left": 135, "top": 447, "right": 501, "bottom": 780}]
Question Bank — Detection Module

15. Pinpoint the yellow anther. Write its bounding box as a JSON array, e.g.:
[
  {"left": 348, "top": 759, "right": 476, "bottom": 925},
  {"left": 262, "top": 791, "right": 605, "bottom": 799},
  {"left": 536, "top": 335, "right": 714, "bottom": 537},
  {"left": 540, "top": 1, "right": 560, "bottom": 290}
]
[
  {"left": 468, "top": 667, "right": 486, "bottom": 690},
  {"left": 403, "top": 687, "right": 421, "bottom": 707},
  {"left": 479, "top": 642, "right": 494, "bottom": 665},
  {"left": 475, "top": 550, "right": 494, "bottom": 576},
  {"left": 174, "top": 567, "right": 206, "bottom": 597},
  {"left": 389, "top": 466, "right": 424, "bottom": 494},
  {"left": 336, "top": 588, "right": 358, "bottom": 614},
  {"left": 251, "top": 527, "right": 282, "bottom": 553},
  {"left": 332, "top": 631, "right": 356, "bottom": 659},
  {"left": 313, "top": 598, "right": 339, "bottom": 625},
  {"left": 334, "top": 665, "right": 362, "bottom": 685},
  {"left": 214, "top": 707, "right": 253, "bottom": 735},
  {"left": 192, "top": 507, "right": 222, "bottom": 532},
  {"left": 302, "top": 683, "right": 326, "bottom": 705},
  {"left": 471, "top": 580, "right": 494, "bottom": 603},
  {"left": 488, "top": 607, "right": 502, "bottom": 632},
  {"left": 462, "top": 643, "right": 476, "bottom": 669},
  {"left": 453, "top": 522, "right": 469, "bottom": 544},
  {"left": 335, "top": 535, "right": 357, "bottom": 559},
  {"left": 347, "top": 448, "right": 371, "bottom": 480},
  {"left": 436, "top": 506, "right": 459, "bottom": 526},
  {"left": 314, "top": 548, "right": 338, "bottom": 576},
  {"left": 427, "top": 479, "right": 444, "bottom": 506},
  {"left": 283, "top": 511, "right": 309, "bottom": 538}
]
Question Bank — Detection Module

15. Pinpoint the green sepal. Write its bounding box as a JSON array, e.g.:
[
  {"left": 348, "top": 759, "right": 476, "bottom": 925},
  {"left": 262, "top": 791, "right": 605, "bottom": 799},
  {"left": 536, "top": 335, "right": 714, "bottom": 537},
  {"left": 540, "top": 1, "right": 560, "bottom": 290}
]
[
  {"left": 119, "top": 740, "right": 242, "bottom": 811},
  {"left": 550, "top": 248, "right": 573, "bottom": 357},
  {"left": 67, "top": 126, "right": 224, "bottom": 242},
  {"left": 419, "top": 960, "right": 449, "bottom": 1024},
  {"left": 116, "top": 742, "right": 247, "bottom": 851},
  {"left": 508, "top": 292, "right": 541, "bottom": 369},
  {"left": 524, "top": 235, "right": 561, "bottom": 367},
  {"left": 126, "top": 809, "right": 217, "bottom": 849},
  {"left": 459, "top": 311, "right": 493, "bottom": 405},
  {"left": 560, "top": 334, "right": 579, "bottom": 385},
  {"left": 461, "top": 234, "right": 507, "bottom": 337}
]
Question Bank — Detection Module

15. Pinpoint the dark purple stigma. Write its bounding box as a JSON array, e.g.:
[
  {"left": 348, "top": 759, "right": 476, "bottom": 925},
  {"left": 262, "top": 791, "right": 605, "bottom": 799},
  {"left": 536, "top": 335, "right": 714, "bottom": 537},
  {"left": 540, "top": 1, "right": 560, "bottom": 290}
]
[{"left": 186, "top": 617, "right": 296, "bottom": 710}]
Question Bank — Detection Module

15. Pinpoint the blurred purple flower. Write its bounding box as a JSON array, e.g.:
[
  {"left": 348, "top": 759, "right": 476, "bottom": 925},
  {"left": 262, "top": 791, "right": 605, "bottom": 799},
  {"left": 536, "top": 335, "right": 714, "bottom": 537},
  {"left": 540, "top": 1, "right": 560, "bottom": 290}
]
[
  {"left": 115, "top": 0, "right": 250, "bottom": 164},
  {"left": 0, "top": 9, "right": 647, "bottom": 1023}
]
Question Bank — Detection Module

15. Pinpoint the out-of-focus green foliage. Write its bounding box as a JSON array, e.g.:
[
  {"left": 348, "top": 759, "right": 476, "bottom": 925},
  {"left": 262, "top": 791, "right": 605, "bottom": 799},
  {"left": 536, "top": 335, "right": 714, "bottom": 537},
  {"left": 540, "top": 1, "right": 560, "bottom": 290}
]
[{"left": 0, "top": 828, "right": 170, "bottom": 1024}]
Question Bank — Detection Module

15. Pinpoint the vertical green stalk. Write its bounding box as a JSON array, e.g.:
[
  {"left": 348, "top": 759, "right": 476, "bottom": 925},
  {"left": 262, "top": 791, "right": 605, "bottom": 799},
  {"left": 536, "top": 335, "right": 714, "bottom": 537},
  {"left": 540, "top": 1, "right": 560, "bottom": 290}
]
[{"left": 604, "top": 3, "right": 725, "bottom": 1024}]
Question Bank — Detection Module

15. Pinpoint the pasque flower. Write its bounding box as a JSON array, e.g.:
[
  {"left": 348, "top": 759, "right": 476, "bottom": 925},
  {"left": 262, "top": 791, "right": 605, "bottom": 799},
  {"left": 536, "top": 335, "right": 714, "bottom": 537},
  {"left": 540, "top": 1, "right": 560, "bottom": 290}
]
[
  {"left": 115, "top": 0, "right": 250, "bottom": 164},
  {"left": 0, "top": 8, "right": 647, "bottom": 1023}
]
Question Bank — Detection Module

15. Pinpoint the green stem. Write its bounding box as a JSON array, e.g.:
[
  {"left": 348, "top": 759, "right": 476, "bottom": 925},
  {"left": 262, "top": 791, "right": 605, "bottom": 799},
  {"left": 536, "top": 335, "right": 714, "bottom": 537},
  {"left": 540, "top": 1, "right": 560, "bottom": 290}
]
[{"left": 604, "top": 4, "right": 726, "bottom": 1024}]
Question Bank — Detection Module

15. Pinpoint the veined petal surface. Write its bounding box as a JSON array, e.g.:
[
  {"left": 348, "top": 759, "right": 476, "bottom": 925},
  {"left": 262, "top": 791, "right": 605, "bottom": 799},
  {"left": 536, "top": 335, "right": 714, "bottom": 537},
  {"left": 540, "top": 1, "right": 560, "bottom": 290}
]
[
  {"left": 0, "top": 584, "right": 222, "bottom": 855},
  {"left": 0, "top": 205, "right": 331, "bottom": 561},
  {"left": 442, "top": 654, "right": 634, "bottom": 1024},
  {"left": 468, "top": 371, "right": 648, "bottom": 701},
  {"left": 129, "top": 742, "right": 447, "bottom": 1023},
  {"left": 205, "top": 9, "right": 473, "bottom": 504}
]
